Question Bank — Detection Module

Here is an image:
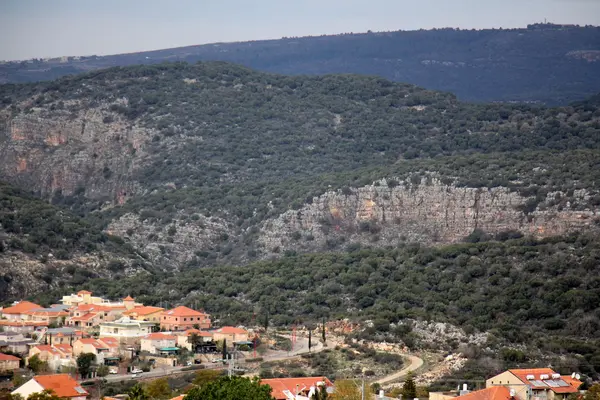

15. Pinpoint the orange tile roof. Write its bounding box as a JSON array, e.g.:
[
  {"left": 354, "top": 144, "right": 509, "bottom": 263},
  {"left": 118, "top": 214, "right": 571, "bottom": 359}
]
[
  {"left": 561, "top": 376, "right": 582, "bottom": 390},
  {"left": 24, "top": 310, "right": 69, "bottom": 317},
  {"left": 456, "top": 386, "right": 511, "bottom": 400},
  {"left": 75, "top": 304, "right": 112, "bottom": 312},
  {"left": 53, "top": 344, "right": 73, "bottom": 354},
  {"left": 0, "top": 353, "right": 20, "bottom": 361},
  {"left": 123, "top": 296, "right": 134, "bottom": 301},
  {"left": 508, "top": 369, "right": 580, "bottom": 394},
  {"left": 77, "top": 290, "right": 92, "bottom": 295},
  {"left": 31, "top": 345, "right": 66, "bottom": 357},
  {"left": 123, "top": 306, "right": 165, "bottom": 316},
  {"left": 170, "top": 396, "right": 185, "bottom": 400},
  {"left": 163, "top": 306, "right": 207, "bottom": 317},
  {"left": 1, "top": 301, "right": 42, "bottom": 315},
  {"left": 0, "top": 320, "right": 48, "bottom": 327},
  {"left": 213, "top": 326, "right": 247, "bottom": 335},
  {"left": 98, "top": 338, "right": 119, "bottom": 348},
  {"left": 34, "top": 374, "right": 88, "bottom": 398},
  {"left": 145, "top": 333, "right": 177, "bottom": 340},
  {"left": 77, "top": 338, "right": 112, "bottom": 349},
  {"left": 261, "top": 377, "right": 333, "bottom": 400},
  {"left": 69, "top": 312, "right": 99, "bottom": 322}
]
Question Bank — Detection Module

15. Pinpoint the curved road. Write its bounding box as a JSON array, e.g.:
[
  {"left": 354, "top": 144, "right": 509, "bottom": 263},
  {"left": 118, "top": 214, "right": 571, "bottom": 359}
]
[{"left": 374, "top": 354, "right": 424, "bottom": 385}]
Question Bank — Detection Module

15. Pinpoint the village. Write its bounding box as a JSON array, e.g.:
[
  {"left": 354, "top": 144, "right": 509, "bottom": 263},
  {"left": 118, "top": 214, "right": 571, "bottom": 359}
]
[{"left": 0, "top": 291, "right": 590, "bottom": 399}]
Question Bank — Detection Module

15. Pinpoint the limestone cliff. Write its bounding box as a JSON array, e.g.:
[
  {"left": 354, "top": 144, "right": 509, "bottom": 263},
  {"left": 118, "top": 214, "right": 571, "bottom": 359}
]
[
  {"left": 258, "top": 178, "right": 599, "bottom": 255},
  {"left": 0, "top": 106, "right": 149, "bottom": 202}
]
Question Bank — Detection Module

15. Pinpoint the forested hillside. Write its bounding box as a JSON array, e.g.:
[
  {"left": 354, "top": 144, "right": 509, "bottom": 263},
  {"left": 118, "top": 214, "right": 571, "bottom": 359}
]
[
  {"left": 32, "top": 232, "right": 600, "bottom": 378},
  {"left": 0, "top": 181, "right": 148, "bottom": 300},
  {"left": 1, "top": 24, "right": 599, "bottom": 104},
  {"left": 0, "top": 62, "right": 599, "bottom": 270}
]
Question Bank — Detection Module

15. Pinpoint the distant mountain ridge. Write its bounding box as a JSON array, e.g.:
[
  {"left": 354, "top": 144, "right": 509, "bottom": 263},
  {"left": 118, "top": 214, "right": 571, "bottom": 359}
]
[{"left": 1, "top": 24, "right": 600, "bottom": 104}]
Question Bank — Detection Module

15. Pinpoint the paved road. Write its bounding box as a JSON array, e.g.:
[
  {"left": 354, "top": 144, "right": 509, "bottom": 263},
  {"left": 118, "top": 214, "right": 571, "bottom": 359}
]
[{"left": 374, "top": 354, "right": 424, "bottom": 385}]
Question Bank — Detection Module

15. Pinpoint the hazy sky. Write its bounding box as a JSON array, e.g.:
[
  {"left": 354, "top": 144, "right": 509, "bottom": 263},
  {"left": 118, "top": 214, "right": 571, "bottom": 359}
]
[{"left": 1, "top": 0, "right": 599, "bottom": 61}]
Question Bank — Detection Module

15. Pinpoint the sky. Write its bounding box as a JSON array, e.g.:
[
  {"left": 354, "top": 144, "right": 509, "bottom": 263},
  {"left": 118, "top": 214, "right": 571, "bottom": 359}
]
[{"left": 1, "top": 0, "right": 599, "bottom": 61}]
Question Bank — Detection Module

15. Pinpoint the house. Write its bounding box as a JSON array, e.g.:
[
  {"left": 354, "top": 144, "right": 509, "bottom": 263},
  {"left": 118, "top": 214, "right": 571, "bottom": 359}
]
[
  {"left": 45, "top": 328, "right": 86, "bottom": 345},
  {"left": 28, "top": 344, "right": 74, "bottom": 372},
  {"left": 22, "top": 305, "right": 70, "bottom": 325},
  {"left": 160, "top": 306, "right": 211, "bottom": 331},
  {"left": 486, "top": 369, "right": 582, "bottom": 400},
  {"left": 98, "top": 317, "right": 155, "bottom": 344},
  {"left": 211, "top": 326, "right": 249, "bottom": 344},
  {"left": 73, "top": 338, "right": 119, "bottom": 365},
  {"left": 123, "top": 306, "right": 165, "bottom": 323},
  {"left": 176, "top": 329, "right": 213, "bottom": 352},
  {"left": 61, "top": 291, "right": 141, "bottom": 310},
  {"left": 0, "top": 320, "right": 49, "bottom": 334},
  {"left": 12, "top": 374, "right": 88, "bottom": 399},
  {"left": 66, "top": 303, "right": 127, "bottom": 331},
  {"left": 0, "top": 332, "right": 35, "bottom": 354},
  {"left": 261, "top": 377, "right": 334, "bottom": 400},
  {"left": 0, "top": 301, "right": 42, "bottom": 321},
  {"left": 448, "top": 386, "right": 512, "bottom": 400},
  {"left": 141, "top": 333, "right": 178, "bottom": 355},
  {"left": 0, "top": 353, "right": 21, "bottom": 372}
]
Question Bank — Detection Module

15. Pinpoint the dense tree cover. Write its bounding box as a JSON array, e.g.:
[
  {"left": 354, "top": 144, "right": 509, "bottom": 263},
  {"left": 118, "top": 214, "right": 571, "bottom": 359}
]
[
  {"left": 184, "top": 376, "right": 273, "bottom": 400},
  {"left": 0, "top": 181, "right": 138, "bottom": 258},
  {"left": 34, "top": 232, "right": 600, "bottom": 373},
  {"left": 1, "top": 25, "right": 599, "bottom": 104},
  {"left": 3, "top": 62, "right": 598, "bottom": 233}
]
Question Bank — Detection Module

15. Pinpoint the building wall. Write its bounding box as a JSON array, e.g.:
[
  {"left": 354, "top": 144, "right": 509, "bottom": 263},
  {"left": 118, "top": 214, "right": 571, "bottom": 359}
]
[
  {"left": 213, "top": 331, "right": 249, "bottom": 344},
  {"left": 141, "top": 338, "right": 176, "bottom": 354},
  {"left": 0, "top": 359, "right": 20, "bottom": 371},
  {"left": 11, "top": 379, "right": 45, "bottom": 399},
  {"left": 160, "top": 315, "right": 210, "bottom": 331},
  {"left": 486, "top": 371, "right": 528, "bottom": 400}
]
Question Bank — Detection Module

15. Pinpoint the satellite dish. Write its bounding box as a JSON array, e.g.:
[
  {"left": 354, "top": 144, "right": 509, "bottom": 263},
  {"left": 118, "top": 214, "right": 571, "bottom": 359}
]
[{"left": 576, "top": 374, "right": 581, "bottom": 380}]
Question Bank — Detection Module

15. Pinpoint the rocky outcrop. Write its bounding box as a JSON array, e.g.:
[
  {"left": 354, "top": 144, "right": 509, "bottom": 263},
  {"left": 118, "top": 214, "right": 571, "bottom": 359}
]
[
  {"left": 0, "top": 251, "right": 141, "bottom": 301},
  {"left": 0, "top": 106, "right": 150, "bottom": 201},
  {"left": 106, "top": 212, "right": 233, "bottom": 266},
  {"left": 258, "top": 178, "right": 599, "bottom": 254}
]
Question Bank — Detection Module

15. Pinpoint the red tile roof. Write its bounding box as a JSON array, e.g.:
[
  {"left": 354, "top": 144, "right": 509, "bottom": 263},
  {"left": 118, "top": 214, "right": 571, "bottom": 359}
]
[
  {"left": 213, "top": 326, "right": 247, "bottom": 335},
  {"left": 163, "top": 306, "right": 207, "bottom": 317},
  {"left": 53, "top": 344, "right": 73, "bottom": 354},
  {"left": 0, "top": 353, "right": 20, "bottom": 361},
  {"left": 0, "top": 320, "right": 48, "bottom": 327},
  {"left": 1, "top": 301, "right": 42, "bottom": 315},
  {"left": 170, "top": 396, "right": 185, "bottom": 400},
  {"left": 34, "top": 374, "right": 88, "bottom": 398},
  {"left": 261, "top": 377, "right": 333, "bottom": 400},
  {"left": 77, "top": 290, "right": 92, "bottom": 295},
  {"left": 184, "top": 329, "right": 212, "bottom": 337},
  {"left": 123, "top": 296, "right": 134, "bottom": 301},
  {"left": 123, "top": 306, "right": 165, "bottom": 316},
  {"left": 561, "top": 376, "right": 582, "bottom": 390},
  {"left": 32, "top": 345, "right": 67, "bottom": 357},
  {"left": 456, "top": 386, "right": 511, "bottom": 400},
  {"left": 144, "top": 333, "right": 177, "bottom": 340},
  {"left": 69, "top": 312, "right": 99, "bottom": 322},
  {"left": 98, "top": 337, "right": 119, "bottom": 348},
  {"left": 508, "top": 369, "right": 580, "bottom": 394},
  {"left": 77, "top": 338, "right": 111, "bottom": 349}
]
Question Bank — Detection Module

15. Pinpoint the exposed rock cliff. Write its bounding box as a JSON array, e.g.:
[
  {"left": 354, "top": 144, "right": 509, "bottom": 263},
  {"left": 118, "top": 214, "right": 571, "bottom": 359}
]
[
  {"left": 0, "top": 106, "right": 149, "bottom": 202},
  {"left": 258, "top": 178, "right": 599, "bottom": 255}
]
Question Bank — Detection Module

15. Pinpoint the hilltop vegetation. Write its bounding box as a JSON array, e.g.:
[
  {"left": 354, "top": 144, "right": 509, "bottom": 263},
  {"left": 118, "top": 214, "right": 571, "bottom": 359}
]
[
  {"left": 33, "top": 232, "right": 600, "bottom": 377},
  {"left": 1, "top": 25, "right": 600, "bottom": 104},
  {"left": 0, "top": 181, "right": 148, "bottom": 301}
]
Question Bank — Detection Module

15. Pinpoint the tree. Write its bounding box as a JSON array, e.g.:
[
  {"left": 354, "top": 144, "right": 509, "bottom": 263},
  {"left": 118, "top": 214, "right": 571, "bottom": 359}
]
[
  {"left": 23, "top": 391, "right": 61, "bottom": 400},
  {"left": 403, "top": 372, "right": 417, "bottom": 400},
  {"left": 128, "top": 383, "right": 149, "bottom": 400},
  {"left": 312, "top": 385, "right": 329, "bottom": 400},
  {"left": 97, "top": 364, "right": 109, "bottom": 377},
  {"left": 330, "top": 380, "right": 361, "bottom": 400},
  {"left": 584, "top": 384, "right": 600, "bottom": 400},
  {"left": 322, "top": 318, "right": 326, "bottom": 343},
  {"left": 185, "top": 376, "right": 273, "bottom": 400},
  {"left": 27, "top": 354, "right": 49, "bottom": 374},
  {"left": 193, "top": 369, "right": 222, "bottom": 386},
  {"left": 76, "top": 353, "right": 96, "bottom": 379},
  {"left": 190, "top": 333, "right": 201, "bottom": 353},
  {"left": 222, "top": 338, "right": 227, "bottom": 361},
  {"left": 145, "top": 378, "right": 172, "bottom": 400},
  {"left": 308, "top": 330, "right": 312, "bottom": 352}
]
